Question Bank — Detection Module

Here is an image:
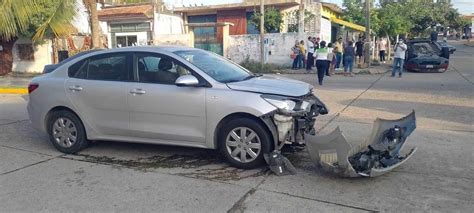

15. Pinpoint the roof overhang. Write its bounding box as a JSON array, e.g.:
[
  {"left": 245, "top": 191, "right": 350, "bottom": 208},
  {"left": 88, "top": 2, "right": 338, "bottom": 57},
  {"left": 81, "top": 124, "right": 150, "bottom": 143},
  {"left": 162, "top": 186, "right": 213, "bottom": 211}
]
[
  {"left": 174, "top": 0, "right": 299, "bottom": 14},
  {"left": 98, "top": 4, "right": 153, "bottom": 21},
  {"left": 330, "top": 17, "right": 366, "bottom": 32},
  {"left": 185, "top": 22, "right": 235, "bottom": 27},
  {"left": 321, "top": 2, "right": 343, "bottom": 14}
]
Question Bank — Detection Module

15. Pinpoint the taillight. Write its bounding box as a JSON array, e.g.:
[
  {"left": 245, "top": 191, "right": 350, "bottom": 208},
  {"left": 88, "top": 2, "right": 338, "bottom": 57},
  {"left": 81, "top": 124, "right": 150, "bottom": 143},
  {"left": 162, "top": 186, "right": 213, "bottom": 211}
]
[{"left": 28, "top": 83, "right": 39, "bottom": 94}]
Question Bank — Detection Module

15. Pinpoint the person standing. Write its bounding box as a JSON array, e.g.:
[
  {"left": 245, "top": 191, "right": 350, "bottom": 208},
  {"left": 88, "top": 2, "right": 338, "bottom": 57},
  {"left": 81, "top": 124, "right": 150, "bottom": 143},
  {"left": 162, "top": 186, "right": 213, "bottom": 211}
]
[
  {"left": 326, "top": 43, "right": 334, "bottom": 76},
  {"left": 343, "top": 41, "right": 356, "bottom": 76},
  {"left": 378, "top": 38, "right": 387, "bottom": 63},
  {"left": 291, "top": 41, "right": 301, "bottom": 70},
  {"left": 306, "top": 37, "right": 315, "bottom": 71},
  {"left": 298, "top": 40, "right": 306, "bottom": 69},
  {"left": 313, "top": 37, "right": 320, "bottom": 50},
  {"left": 355, "top": 37, "right": 364, "bottom": 66},
  {"left": 392, "top": 38, "right": 407, "bottom": 77},
  {"left": 430, "top": 26, "right": 438, "bottom": 42},
  {"left": 334, "top": 37, "right": 343, "bottom": 70},
  {"left": 314, "top": 41, "right": 329, "bottom": 85}
]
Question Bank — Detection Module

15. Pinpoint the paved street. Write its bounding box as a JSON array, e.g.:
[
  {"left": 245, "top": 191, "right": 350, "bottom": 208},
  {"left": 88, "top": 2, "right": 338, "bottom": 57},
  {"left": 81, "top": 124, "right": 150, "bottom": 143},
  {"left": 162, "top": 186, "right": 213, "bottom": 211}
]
[{"left": 1, "top": 42, "right": 473, "bottom": 212}]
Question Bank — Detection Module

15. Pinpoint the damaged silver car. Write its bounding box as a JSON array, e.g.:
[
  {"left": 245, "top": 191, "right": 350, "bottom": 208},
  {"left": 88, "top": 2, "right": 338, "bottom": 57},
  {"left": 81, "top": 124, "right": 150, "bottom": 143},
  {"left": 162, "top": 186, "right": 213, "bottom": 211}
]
[{"left": 28, "top": 46, "right": 415, "bottom": 177}]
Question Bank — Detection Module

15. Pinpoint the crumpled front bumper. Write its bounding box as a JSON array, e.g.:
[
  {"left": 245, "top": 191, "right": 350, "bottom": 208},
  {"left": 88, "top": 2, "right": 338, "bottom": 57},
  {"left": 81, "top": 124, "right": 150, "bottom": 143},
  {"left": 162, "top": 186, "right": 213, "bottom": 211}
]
[{"left": 305, "top": 111, "right": 417, "bottom": 177}]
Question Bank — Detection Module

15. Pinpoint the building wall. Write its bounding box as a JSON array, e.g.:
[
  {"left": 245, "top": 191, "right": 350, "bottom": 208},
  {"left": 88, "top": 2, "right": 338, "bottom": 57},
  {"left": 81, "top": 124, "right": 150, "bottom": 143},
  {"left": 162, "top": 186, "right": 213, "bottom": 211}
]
[
  {"left": 153, "top": 34, "right": 193, "bottom": 47},
  {"left": 227, "top": 32, "right": 309, "bottom": 66},
  {"left": 304, "top": 2, "right": 322, "bottom": 35},
  {"left": 12, "top": 38, "right": 52, "bottom": 73},
  {"left": 154, "top": 13, "right": 185, "bottom": 35},
  {"left": 320, "top": 17, "right": 332, "bottom": 42},
  {"left": 216, "top": 9, "right": 247, "bottom": 40}
]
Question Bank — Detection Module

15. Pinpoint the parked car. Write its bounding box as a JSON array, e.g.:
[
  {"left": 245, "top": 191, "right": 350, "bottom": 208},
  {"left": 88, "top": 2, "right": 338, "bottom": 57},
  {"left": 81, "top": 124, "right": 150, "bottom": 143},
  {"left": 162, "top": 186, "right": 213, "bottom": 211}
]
[
  {"left": 28, "top": 46, "right": 329, "bottom": 169},
  {"left": 405, "top": 39, "right": 450, "bottom": 72}
]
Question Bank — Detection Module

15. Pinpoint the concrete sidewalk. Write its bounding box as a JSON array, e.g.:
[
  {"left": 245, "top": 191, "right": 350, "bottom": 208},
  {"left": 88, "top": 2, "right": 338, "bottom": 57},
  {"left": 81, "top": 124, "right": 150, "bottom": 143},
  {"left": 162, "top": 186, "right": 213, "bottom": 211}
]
[{"left": 274, "top": 62, "right": 391, "bottom": 75}]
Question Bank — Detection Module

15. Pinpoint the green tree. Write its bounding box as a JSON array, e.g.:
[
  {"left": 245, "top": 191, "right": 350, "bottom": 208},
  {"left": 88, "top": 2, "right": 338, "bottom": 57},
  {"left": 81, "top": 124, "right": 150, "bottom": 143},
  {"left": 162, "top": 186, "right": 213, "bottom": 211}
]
[
  {"left": 342, "top": 0, "right": 366, "bottom": 26},
  {"left": 375, "top": 3, "right": 411, "bottom": 38},
  {"left": 344, "top": 0, "right": 467, "bottom": 39},
  {"left": 342, "top": 0, "right": 380, "bottom": 37},
  {"left": 250, "top": 7, "right": 284, "bottom": 33},
  {"left": 0, "top": 0, "right": 76, "bottom": 75}
]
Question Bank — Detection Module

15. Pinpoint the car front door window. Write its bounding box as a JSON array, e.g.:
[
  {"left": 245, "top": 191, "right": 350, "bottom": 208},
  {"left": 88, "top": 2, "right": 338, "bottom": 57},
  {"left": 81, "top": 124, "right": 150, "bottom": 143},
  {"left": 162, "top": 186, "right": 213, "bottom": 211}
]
[{"left": 137, "top": 54, "right": 191, "bottom": 84}]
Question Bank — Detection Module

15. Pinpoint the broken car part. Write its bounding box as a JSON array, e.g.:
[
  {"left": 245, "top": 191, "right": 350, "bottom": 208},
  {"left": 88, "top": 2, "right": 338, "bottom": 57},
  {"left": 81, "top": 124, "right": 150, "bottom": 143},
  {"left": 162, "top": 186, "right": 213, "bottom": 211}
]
[
  {"left": 261, "top": 92, "right": 328, "bottom": 175},
  {"left": 305, "top": 111, "right": 417, "bottom": 177}
]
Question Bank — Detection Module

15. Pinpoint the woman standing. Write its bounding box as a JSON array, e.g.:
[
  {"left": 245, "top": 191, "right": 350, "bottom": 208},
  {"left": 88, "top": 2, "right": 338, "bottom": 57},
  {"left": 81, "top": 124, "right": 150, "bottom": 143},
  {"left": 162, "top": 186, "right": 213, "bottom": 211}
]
[
  {"left": 291, "top": 41, "right": 301, "bottom": 70},
  {"left": 378, "top": 38, "right": 387, "bottom": 63},
  {"left": 314, "top": 41, "right": 329, "bottom": 85},
  {"left": 326, "top": 43, "right": 334, "bottom": 76},
  {"left": 343, "top": 41, "right": 356, "bottom": 76}
]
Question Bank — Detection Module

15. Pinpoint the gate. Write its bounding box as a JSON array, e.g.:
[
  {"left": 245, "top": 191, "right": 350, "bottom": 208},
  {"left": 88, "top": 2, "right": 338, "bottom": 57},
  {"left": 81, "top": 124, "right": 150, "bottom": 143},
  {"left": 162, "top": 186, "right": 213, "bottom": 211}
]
[{"left": 193, "top": 26, "right": 223, "bottom": 55}]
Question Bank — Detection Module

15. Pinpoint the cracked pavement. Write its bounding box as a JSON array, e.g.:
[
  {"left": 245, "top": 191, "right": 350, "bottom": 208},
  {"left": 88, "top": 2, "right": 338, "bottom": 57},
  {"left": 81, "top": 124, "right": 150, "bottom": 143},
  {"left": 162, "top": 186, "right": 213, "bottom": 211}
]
[{"left": 1, "top": 42, "right": 473, "bottom": 212}]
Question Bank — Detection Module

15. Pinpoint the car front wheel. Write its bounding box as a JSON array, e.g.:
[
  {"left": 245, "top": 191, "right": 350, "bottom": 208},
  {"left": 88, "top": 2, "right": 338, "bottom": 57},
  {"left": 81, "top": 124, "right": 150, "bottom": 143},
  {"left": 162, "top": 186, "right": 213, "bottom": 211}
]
[
  {"left": 219, "top": 117, "right": 272, "bottom": 169},
  {"left": 47, "top": 110, "right": 89, "bottom": 154}
]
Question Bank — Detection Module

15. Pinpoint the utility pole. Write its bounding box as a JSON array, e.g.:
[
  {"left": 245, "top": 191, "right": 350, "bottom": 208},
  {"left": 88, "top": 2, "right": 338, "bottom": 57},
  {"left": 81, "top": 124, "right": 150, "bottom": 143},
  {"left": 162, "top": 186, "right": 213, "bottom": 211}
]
[
  {"left": 260, "top": 0, "right": 265, "bottom": 67},
  {"left": 364, "top": 0, "right": 371, "bottom": 67}
]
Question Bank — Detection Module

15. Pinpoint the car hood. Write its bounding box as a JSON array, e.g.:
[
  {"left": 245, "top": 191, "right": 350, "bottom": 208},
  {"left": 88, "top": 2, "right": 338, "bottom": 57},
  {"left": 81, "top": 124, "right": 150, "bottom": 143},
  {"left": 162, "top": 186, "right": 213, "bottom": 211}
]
[{"left": 226, "top": 75, "right": 312, "bottom": 97}]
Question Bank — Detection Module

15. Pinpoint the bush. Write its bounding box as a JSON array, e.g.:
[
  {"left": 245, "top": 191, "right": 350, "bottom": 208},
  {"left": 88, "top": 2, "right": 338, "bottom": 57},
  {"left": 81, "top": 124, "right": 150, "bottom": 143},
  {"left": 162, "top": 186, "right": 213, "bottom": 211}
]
[{"left": 239, "top": 56, "right": 283, "bottom": 73}]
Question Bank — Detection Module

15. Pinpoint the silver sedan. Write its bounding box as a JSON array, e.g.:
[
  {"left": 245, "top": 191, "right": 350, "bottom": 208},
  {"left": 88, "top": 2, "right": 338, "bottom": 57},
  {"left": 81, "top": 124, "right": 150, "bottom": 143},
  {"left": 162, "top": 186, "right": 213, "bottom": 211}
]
[{"left": 27, "top": 46, "right": 327, "bottom": 168}]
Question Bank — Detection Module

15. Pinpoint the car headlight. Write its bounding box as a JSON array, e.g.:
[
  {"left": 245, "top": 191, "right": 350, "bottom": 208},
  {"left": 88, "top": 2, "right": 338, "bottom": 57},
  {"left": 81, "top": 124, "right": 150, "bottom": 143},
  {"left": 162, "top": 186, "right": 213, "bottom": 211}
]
[{"left": 262, "top": 95, "right": 296, "bottom": 111}]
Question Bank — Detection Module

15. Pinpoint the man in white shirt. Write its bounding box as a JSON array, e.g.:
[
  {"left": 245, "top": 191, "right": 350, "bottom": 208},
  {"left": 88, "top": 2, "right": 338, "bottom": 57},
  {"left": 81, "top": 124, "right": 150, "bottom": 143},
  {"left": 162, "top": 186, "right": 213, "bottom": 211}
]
[
  {"left": 306, "top": 37, "right": 315, "bottom": 71},
  {"left": 392, "top": 38, "right": 407, "bottom": 77}
]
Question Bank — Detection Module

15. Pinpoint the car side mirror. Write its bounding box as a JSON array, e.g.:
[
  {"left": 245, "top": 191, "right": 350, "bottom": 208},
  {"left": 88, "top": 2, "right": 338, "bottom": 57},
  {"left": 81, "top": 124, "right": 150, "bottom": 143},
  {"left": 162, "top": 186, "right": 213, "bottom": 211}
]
[{"left": 175, "top": 75, "right": 199, "bottom": 87}]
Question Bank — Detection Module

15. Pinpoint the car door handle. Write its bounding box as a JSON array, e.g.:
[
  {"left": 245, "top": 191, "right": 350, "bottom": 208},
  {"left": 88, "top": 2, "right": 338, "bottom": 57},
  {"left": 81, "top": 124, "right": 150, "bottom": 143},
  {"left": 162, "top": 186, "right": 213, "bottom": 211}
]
[
  {"left": 68, "top": 85, "right": 83, "bottom": 92},
  {"left": 130, "top": 88, "right": 146, "bottom": 95}
]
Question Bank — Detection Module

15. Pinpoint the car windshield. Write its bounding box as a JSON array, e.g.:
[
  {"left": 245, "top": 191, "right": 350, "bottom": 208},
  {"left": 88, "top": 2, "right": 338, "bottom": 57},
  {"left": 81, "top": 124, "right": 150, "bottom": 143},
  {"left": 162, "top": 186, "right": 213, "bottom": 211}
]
[{"left": 173, "top": 49, "right": 254, "bottom": 83}]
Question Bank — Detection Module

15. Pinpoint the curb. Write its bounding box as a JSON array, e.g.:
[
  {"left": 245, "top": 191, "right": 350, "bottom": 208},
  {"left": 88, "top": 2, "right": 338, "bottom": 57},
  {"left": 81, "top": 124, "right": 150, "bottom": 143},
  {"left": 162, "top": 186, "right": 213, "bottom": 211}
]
[{"left": 0, "top": 88, "right": 28, "bottom": 94}]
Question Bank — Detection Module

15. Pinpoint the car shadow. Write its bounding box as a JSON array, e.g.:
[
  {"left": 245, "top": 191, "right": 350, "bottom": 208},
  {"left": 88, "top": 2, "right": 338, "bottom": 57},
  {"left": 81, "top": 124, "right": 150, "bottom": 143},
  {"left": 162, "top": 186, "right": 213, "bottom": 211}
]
[{"left": 70, "top": 140, "right": 270, "bottom": 181}]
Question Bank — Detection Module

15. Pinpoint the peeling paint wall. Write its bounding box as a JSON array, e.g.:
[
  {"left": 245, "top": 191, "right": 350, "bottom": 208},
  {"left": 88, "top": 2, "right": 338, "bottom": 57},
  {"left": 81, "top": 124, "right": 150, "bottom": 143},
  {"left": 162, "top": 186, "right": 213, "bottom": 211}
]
[
  {"left": 12, "top": 38, "right": 52, "bottom": 73},
  {"left": 227, "top": 32, "right": 311, "bottom": 66},
  {"left": 153, "top": 34, "right": 193, "bottom": 47},
  {"left": 154, "top": 13, "right": 185, "bottom": 35}
]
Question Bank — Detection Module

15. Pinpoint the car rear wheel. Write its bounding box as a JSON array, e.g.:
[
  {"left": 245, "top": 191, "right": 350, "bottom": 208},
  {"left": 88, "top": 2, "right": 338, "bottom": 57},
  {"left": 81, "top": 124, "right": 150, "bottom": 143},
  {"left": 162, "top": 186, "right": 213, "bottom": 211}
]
[
  {"left": 218, "top": 117, "right": 272, "bottom": 169},
  {"left": 47, "top": 110, "right": 89, "bottom": 154}
]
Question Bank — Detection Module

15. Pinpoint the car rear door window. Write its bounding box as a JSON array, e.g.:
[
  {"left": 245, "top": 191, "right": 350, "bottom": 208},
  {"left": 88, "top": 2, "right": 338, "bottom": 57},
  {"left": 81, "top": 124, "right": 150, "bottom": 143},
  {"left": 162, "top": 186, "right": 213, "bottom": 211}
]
[
  {"left": 87, "top": 55, "right": 129, "bottom": 81},
  {"left": 136, "top": 54, "right": 191, "bottom": 84},
  {"left": 69, "top": 53, "right": 130, "bottom": 81},
  {"left": 68, "top": 59, "right": 87, "bottom": 77}
]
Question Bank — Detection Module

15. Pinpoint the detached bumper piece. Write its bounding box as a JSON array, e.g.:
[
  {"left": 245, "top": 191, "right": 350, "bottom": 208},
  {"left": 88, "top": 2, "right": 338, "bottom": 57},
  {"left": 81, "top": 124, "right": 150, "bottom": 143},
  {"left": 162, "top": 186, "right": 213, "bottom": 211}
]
[{"left": 305, "top": 111, "right": 417, "bottom": 177}]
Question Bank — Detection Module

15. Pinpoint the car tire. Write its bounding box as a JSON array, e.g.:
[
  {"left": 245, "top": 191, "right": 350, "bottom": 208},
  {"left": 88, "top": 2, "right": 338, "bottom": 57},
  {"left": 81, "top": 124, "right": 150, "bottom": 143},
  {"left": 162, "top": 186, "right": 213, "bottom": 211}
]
[
  {"left": 218, "top": 117, "right": 272, "bottom": 169},
  {"left": 47, "top": 110, "right": 89, "bottom": 154}
]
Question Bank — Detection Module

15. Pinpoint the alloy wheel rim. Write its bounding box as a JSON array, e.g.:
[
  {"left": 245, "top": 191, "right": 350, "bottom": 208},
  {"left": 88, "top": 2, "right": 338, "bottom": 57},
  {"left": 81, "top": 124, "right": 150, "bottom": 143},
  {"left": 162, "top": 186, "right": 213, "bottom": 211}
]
[
  {"left": 52, "top": 117, "right": 77, "bottom": 148},
  {"left": 225, "top": 127, "right": 261, "bottom": 163}
]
